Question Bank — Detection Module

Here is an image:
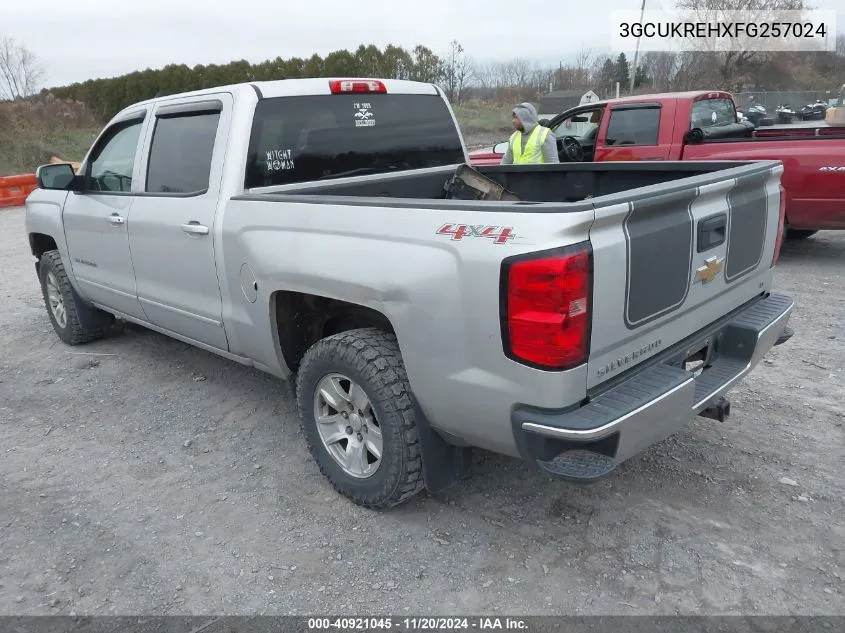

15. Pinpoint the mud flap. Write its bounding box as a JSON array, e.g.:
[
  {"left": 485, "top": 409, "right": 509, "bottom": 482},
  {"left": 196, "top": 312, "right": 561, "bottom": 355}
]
[{"left": 411, "top": 394, "right": 473, "bottom": 493}]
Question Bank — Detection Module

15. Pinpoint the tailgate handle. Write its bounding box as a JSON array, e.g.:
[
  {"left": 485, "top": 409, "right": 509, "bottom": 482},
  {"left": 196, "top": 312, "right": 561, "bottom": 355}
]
[{"left": 697, "top": 213, "right": 727, "bottom": 252}]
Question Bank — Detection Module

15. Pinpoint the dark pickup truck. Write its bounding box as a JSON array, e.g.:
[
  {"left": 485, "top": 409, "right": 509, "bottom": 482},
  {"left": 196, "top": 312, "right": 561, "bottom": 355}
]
[{"left": 471, "top": 90, "right": 845, "bottom": 239}]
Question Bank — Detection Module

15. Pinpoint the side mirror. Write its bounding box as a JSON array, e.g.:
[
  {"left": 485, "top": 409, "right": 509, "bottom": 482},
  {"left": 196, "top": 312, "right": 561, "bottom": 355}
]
[
  {"left": 493, "top": 141, "right": 508, "bottom": 154},
  {"left": 538, "top": 118, "right": 550, "bottom": 127},
  {"left": 36, "top": 163, "right": 77, "bottom": 190}
]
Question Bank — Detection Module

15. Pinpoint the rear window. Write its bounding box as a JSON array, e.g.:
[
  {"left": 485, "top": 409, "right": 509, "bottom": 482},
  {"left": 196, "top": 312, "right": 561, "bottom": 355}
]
[
  {"left": 244, "top": 93, "right": 465, "bottom": 188},
  {"left": 690, "top": 98, "right": 737, "bottom": 128}
]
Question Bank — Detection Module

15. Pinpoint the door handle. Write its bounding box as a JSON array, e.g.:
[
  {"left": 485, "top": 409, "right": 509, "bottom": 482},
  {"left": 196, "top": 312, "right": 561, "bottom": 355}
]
[
  {"left": 697, "top": 213, "right": 727, "bottom": 252},
  {"left": 181, "top": 221, "right": 209, "bottom": 235},
  {"left": 106, "top": 214, "right": 125, "bottom": 226}
]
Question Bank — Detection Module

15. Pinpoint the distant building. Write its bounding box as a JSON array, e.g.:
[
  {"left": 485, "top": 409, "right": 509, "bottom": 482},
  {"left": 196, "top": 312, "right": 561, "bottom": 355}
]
[{"left": 538, "top": 90, "right": 599, "bottom": 118}]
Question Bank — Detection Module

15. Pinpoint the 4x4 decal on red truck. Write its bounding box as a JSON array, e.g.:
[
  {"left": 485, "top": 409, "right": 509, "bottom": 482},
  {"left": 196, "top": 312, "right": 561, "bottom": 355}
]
[{"left": 436, "top": 223, "right": 516, "bottom": 244}]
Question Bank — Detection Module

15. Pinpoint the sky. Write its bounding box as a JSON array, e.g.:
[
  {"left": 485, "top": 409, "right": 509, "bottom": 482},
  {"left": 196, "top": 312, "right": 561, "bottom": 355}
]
[{"left": 2, "top": 0, "right": 843, "bottom": 89}]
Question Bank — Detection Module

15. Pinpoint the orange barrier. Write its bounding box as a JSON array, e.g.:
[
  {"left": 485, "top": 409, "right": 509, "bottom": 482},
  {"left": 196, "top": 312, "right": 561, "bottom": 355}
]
[{"left": 0, "top": 173, "right": 37, "bottom": 209}]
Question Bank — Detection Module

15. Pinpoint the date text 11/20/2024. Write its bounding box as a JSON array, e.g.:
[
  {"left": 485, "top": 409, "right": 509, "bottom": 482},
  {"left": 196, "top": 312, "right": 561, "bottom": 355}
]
[{"left": 307, "top": 617, "right": 529, "bottom": 630}]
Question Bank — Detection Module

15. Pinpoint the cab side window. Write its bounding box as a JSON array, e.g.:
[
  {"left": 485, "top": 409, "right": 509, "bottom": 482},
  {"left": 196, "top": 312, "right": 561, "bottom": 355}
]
[
  {"left": 145, "top": 110, "right": 221, "bottom": 194},
  {"left": 86, "top": 118, "right": 145, "bottom": 193},
  {"left": 604, "top": 107, "right": 660, "bottom": 146},
  {"left": 553, "top": 109, "right": 602, "bottom": 140}
]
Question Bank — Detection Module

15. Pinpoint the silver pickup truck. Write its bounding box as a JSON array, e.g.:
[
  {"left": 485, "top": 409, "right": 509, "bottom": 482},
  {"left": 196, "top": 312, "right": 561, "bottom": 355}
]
[{"left": 26, "top": 78, "right": 794, "bottom": 509}]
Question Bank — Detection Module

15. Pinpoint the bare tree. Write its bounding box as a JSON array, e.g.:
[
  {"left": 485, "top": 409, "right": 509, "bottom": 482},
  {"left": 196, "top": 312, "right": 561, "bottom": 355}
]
[
  {"left": 507, "top": 58, "right": 534, "bottom": 90},
  {"left": 440, "top": 40, "right": 474, "bottom": 103},
  {"left": 531, "top": 66, "right": 554, "bottom": 100},
  {"left": 674, "top": 0, "right": 806, "bottom": 89},
  {"left": 0, "top": 36, "right": 44, "bottom": 100},
  {"left": 473, "top": 62, "right": 497, "bottom": 91},
  {"left": 671, "top": 51, "right": 720, "bottom": 90},
  {"left": 572, "top": 46, "right": 595, "bottom": 87},
  {"left": 641, "top": 52, "right": 679, "bottom": 92}
]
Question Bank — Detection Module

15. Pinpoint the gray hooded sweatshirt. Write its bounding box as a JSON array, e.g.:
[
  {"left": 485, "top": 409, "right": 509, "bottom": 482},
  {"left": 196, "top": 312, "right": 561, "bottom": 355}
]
[{"left": 500, "top": 102, "right": 559, "bottom": 165}]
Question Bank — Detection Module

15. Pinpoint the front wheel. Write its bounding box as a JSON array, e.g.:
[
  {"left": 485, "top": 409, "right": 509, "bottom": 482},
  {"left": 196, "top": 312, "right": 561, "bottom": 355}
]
[
  {"left": 295, "top": 327, "right": 425, "bottom": 509},
  {"left": 38, "top": 250, "right": 111, "bottom": 345}
]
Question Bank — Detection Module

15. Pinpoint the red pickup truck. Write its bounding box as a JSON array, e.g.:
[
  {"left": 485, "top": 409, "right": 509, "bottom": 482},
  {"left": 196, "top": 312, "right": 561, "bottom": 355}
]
[{"left": 470, "top": 90, "right": 845, "bottom": 238}]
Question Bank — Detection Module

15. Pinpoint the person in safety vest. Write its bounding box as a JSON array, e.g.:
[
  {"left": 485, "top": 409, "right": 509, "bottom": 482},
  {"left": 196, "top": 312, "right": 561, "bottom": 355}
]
[{"left": 500, "top": 102, "right": 559, "bottom": 165}]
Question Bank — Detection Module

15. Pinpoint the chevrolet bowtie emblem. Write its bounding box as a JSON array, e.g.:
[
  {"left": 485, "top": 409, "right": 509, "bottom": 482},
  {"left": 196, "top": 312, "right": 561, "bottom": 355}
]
[{"left": 695, "top": 256, "right": 724, "bottom": 284}]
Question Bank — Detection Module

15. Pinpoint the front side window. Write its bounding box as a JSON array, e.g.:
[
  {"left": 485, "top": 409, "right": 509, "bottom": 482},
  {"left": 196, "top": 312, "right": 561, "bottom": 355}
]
[
  {"left": 553, "top": 109, "right": 602, "bottom": 141},
  {"left": 87, "top": 119, "right": 144, "bottom": 192},
  {"left": 244, "top": 93, "right": 465, "bottom": 188}
]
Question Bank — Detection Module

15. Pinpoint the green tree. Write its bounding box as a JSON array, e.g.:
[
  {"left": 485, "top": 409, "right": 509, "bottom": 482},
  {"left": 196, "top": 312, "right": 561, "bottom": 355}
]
[
  {"left": 323, "top": 50, "right": 359, "bottom": 76},
  {"left": 410, "top": 45, "right": 442, "bottom": 83},
  {"left": 46, "top": 43, "right": 444, "bottom": 122},
  {"left": 613, "top": 53, "right": 630, "bottom": 90},
  {"left": 595, "top": 57, "right": 616, "bottom": 96},
  {"left": 354, "top": 44, "right": 383, "bottom": 76},
  {"left": 380, "top": 44, "right": 413, "bottom": 79},
  {"left": 633, "top": 64, "right": 649, "bottom": 89}
]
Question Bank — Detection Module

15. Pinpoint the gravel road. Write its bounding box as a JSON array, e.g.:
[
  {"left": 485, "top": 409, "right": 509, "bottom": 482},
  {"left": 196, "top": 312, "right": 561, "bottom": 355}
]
[{"left": 1, "top": 206, "right": 843, "bottom": 616}]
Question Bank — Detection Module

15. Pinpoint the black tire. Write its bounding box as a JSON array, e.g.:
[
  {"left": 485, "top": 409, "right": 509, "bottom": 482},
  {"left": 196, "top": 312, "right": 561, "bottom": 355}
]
[
  {"left": 295, "top": 327, "right": 425, "bottom": 509},
  {"left": 785, "top": 229, "right": 818, "bottom": 240},
  {"left": 38, "top": 250, "right": 110, "bottom": 345}
]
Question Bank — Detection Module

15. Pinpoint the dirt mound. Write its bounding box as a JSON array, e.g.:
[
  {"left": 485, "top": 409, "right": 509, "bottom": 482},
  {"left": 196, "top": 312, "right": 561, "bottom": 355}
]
[
  {"left": 48, "top": 155, "right": 81, "bottom": 172},
  {"left": 0, "top": 95, "right": 99, "bottom": 175}
]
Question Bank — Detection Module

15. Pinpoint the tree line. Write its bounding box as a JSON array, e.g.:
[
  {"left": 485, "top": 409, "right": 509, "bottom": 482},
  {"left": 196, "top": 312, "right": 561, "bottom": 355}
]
[
  {"left": 43, "top": 43, "right": 456, "bottom": 121},
  {"left": 39, "top": 38, "right": 845, "bottom": 124}
]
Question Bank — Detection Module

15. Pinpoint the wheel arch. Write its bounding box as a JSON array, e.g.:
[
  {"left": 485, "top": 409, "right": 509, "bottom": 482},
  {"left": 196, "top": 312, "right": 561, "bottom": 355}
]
[{"left": 272, "top": 291, "right": 473, "bottom": 497}]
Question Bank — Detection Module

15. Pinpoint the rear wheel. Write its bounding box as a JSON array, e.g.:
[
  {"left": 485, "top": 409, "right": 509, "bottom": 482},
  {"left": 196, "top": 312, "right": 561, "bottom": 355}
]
[
  {"left": 295, "top": 327, "right": 425, "bottom": 509},
  {"left": 38, "top": 250, "right": 110, "bottom": 345},
  {"left": 786, "top": 229, "right": 817, "bottom": 240}
]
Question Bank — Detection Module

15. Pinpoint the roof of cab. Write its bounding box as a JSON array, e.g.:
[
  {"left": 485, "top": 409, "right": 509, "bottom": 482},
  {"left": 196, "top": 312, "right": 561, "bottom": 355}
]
[
  {"left": 554, "top": 90, "right": 736, "bottom": 114},
  {"left": 254, "top": 78, "right": 441, "bottom": 98},
  {"left": 587, "top": 90, "right": 735, "bottom": 109},
  {"left": 114, "top": 77, "right": 442, "bottom": 119}
]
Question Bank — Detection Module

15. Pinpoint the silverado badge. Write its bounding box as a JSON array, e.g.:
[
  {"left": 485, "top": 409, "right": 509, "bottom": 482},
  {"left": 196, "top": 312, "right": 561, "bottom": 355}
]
[{"left": 695, "top": 256, "right": 724, "bottom": 284}]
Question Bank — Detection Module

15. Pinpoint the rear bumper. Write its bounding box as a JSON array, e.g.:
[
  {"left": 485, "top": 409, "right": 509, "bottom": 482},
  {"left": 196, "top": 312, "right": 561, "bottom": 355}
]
[{"left": 511, "top": 292, "right": 794, "bottom": 474}]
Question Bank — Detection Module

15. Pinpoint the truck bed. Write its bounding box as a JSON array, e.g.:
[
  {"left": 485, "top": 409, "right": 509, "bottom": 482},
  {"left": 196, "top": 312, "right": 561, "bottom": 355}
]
[
  {"left": 230, "top": 158, "right": 783, "bottom": 397},
  {"left": 682, "top": 130, "right": 845, "bottom": 231},
  {"left": 243, "top": 160, "right": 765, "bottom": 206}
]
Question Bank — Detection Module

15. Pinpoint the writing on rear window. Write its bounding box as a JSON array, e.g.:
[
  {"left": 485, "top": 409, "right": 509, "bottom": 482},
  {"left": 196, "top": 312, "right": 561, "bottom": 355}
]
[
  {"left": 266, "top": 149, "right": 294, "bottom": 172},
  {"left": 354, "top": 102, "right": 375, "bottom": 127},
  {"left": 244, "top": 93, "right": 464, "bottom": 188}
]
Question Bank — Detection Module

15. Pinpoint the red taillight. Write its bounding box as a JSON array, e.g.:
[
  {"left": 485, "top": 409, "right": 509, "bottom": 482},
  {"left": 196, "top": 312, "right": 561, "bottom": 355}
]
[
  {"left": 329, "top": 79, "right": 387, "bottom": 94},
  {"left": 772, "top": 184, "right": 786, "bottom": 266},
  {"left": 501, "top": 245, "right": 592, "bottom": 370}
]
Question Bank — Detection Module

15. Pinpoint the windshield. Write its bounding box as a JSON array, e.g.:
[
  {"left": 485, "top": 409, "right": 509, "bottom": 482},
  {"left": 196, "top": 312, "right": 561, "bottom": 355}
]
[{"left": 244, "top": 93, "right": 465, "bottom": 188}]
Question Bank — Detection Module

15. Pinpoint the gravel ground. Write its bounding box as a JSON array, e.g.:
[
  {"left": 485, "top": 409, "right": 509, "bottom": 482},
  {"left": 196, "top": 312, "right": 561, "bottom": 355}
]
[{"left": 1, "top": 205, "right": 843, "bottom": 617}]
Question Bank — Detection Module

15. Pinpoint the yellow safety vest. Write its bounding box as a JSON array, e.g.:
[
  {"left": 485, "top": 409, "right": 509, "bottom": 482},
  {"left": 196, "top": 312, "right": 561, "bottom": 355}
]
[{"left": 510, "top": 125, "right": 551, "bottom": 164}]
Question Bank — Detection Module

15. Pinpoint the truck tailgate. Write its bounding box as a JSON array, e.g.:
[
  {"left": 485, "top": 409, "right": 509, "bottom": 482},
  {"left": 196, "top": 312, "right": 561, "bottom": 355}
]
[{"left": 585, "top": 161, "right": 784, "bottom": 392}]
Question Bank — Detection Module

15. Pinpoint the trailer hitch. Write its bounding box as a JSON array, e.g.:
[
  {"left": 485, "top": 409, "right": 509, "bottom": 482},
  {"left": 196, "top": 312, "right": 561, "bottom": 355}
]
[{"left": 699, "top": 396, "right": 731, "bottom": 422}]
